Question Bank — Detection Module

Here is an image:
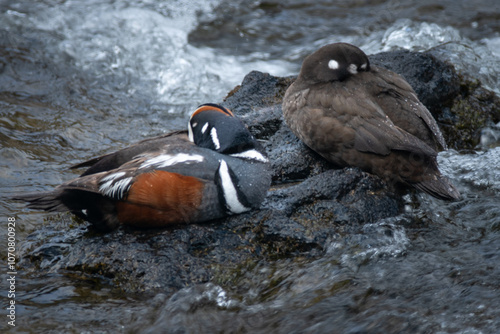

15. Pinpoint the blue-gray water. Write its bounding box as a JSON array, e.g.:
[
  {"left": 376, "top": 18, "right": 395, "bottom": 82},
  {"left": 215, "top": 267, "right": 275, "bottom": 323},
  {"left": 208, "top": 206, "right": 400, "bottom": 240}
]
[{"left": 1, "top": 0, "right": 500, "bottom": 333}]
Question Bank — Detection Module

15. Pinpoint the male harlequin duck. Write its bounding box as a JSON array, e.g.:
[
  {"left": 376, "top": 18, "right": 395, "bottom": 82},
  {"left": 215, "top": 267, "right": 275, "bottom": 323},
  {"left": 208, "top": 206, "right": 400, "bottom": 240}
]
[
  {"left": 282, "top": 42, "right": 460, "bottom": 200},
  {"left": 14, "top": 104, "right": 271, "bottom": 231}
]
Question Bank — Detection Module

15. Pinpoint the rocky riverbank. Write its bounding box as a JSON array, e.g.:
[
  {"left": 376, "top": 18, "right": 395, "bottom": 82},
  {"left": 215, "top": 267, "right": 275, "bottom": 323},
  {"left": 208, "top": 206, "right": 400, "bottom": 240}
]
[{"left": 21, "top": 49, "right": 499, "bottom": 295}]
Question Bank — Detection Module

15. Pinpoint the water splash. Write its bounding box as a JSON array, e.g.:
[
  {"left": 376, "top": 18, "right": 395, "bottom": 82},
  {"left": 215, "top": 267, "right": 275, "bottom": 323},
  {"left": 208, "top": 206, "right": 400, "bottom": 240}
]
[
  {"left": 480, "top": 122, "right": 500, "bottom": 148},
  {"left": 22, "top": 1, "right": 293, "bottom": 107},
  {"left": 378, "top": 19, "right": 462, "bottom": 52},
  {"left": 361, "top": 19, "right": 500, "bottom": 95},
  {"left": 333, "top": 217, "right": 410, "bottom": 271},
  {"left": 439, "top": 148, "right": 500, "bottom": 192}
]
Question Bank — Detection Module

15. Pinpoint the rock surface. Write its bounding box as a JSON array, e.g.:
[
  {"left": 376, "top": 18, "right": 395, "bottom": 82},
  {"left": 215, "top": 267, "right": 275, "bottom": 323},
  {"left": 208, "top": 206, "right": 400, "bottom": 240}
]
[{"left": 23, "top": 50, "right": 499, "bottom": 294}]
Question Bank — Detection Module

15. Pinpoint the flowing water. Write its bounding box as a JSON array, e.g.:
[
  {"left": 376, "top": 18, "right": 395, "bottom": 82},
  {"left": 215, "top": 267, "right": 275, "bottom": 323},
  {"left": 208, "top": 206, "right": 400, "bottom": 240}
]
[{"left": 1, "top": 0, "right": 499, "bottom": 333}]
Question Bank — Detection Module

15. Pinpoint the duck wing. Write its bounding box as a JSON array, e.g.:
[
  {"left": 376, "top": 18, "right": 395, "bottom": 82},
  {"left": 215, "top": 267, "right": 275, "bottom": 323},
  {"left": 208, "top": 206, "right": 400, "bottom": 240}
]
[
  {"left": 70, "top": 130, "right": 188, "bottom": 175},
  {"left": 366, "top": 66, "right": 448, "bottom": 151}
]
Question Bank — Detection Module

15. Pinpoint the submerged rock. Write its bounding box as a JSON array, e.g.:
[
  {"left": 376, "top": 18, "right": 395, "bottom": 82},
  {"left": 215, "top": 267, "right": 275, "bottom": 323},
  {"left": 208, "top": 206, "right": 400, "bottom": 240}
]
[{"left": 24, "top": 50, "right": 499, "bottom": 293}]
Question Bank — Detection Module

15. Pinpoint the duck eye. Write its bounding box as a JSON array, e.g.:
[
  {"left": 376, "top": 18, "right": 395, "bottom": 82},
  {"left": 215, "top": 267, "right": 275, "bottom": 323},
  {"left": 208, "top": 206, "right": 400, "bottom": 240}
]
[{"left": 328, "top": 59, "right": 339, "bottom": 70}]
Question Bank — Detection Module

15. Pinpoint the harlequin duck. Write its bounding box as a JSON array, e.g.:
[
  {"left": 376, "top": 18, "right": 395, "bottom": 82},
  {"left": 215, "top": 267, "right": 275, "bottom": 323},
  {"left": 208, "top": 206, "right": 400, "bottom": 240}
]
[
  {"left": 14, "top": 104, "right": 271, "bottom": 231},
  {"left": 282, "top": 42, "right": 460, "bottom": 200}
]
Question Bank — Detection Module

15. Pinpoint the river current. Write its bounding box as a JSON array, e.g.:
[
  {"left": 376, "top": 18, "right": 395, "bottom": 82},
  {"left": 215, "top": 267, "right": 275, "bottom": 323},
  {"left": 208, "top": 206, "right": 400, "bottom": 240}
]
[{"left": 1, "top": 0, "right": 499, "bottom": 333}]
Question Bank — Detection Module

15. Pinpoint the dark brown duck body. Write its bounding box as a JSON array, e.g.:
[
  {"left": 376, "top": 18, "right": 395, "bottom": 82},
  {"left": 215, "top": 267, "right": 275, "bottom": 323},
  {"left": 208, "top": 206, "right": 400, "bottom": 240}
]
[{"left": 283, "top": 43, "right": 460, "bottom": 200}]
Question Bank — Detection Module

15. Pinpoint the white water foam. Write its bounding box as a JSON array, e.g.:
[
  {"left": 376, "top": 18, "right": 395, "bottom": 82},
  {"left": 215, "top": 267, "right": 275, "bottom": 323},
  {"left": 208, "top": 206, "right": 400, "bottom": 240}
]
[
  {"left": 361, "top": 19, "right": 500, "bottom": 94},
  {"left": 439, "top": 148, "right": 500, "bottom": 192},
  {"left": 24, "top": 1, "right": 293, "bottom": 106}
]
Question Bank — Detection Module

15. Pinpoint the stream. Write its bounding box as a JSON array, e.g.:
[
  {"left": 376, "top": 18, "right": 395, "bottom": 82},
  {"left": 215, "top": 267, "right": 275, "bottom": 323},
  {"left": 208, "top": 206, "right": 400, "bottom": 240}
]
[{"left": 1, "top": 0, "right": 500, "bottom": 333}]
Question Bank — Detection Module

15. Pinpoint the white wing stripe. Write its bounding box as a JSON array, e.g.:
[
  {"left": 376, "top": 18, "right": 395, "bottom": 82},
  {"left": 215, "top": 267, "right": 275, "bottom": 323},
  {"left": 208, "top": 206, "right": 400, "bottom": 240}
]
[
  {"left": 99, "top": 176, "right": 133, "bottom": 199},
  {"left": 140, "top": 153, "right": 204, "bottom": 169}
]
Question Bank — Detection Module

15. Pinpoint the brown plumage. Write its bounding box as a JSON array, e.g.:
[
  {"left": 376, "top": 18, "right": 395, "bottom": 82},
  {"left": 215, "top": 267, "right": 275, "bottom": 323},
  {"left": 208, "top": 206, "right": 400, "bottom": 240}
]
[{"left": 283, "top": 42, "right": 460, "bottom": 200}]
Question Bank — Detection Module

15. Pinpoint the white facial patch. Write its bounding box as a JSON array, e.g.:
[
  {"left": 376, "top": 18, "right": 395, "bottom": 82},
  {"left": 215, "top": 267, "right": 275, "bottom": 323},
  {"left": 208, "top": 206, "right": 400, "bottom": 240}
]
[
  {"left": 230, "top": 149, "right": 268, "bottom": 163},
  {"left": 140, "top": 153, "right": 204, "bottom": 169},
  {"left": 201, "top": 123, "right": 209, "bottom": 134},
  {"left": 210, "top": 127, "right": 220, "bottom": 150},
  {"left": 360, "top": 63, "right": 367, "bottom": 70},
  {"left": 328, "top": 59, "right": 339, "bottom": 70},
  {"left": 99, "top": 175, "right": 133, "bottom": 199},
  {"left": 218, "top": 160, "right": 250, "bottom": 214},
  {"left": 188, "top": 122, "right": 196, "bottom": 142},
  {"left": 347, "top": 64, "right": 358, "bottom": 74}
]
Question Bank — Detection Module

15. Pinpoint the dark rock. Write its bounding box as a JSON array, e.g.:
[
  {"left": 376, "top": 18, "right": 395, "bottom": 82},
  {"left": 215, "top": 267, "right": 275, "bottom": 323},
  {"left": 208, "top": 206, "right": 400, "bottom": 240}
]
[
  {"left": 443, "top": 80, "right": 500, "bottom": 150},
  {"left": 264, "top": 124, "right": 332, "bottom": 183},
  {"left": 23, "top": 50, "right": 499, "bottom": 294},
  {"left": 222, "top": 70, "right": 294, "bottom": 114}
]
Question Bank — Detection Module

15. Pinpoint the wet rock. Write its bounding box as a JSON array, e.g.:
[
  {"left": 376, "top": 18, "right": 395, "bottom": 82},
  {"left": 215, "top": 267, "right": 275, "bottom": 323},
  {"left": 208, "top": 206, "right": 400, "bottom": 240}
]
[
  {"left": 223, "top": 71, "right": 294, "bottom": 114},
  {"left": 24, "top": 50, "right": 498, "bottom": 294},
  {"left": 443, "top": 80, "right": 500, "bottom": 150}
]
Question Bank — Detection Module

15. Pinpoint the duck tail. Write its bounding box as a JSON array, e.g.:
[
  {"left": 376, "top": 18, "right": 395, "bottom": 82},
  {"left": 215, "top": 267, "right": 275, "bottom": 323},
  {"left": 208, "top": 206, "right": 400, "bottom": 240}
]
[
  {"left": 412, "top": 174, "right": 461, "bottom": 201},
  {"left": 12, "top": 190, "right": 67, "bottom": 212}
]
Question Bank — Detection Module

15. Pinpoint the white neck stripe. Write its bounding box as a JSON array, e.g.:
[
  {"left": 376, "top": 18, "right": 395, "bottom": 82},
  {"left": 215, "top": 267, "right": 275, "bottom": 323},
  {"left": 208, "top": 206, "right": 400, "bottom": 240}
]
[{"left": 218, "top": 160, "right": 249, "bottom": 214}]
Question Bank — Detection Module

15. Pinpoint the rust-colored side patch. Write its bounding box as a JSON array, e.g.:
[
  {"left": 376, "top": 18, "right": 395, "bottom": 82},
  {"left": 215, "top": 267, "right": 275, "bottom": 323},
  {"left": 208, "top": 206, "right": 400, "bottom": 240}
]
[{"left": 116, "top": 170, "right": 204, "bottom": 228}]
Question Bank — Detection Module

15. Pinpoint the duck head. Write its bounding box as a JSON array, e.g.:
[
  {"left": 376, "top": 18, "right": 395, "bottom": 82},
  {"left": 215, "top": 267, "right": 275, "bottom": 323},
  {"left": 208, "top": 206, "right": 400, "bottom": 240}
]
[
  {"left": 298, "top": 42, "right": 371, "bottom": 83},
  {"left": 188, "top": 103, "right": 263, "bottom": 158}
]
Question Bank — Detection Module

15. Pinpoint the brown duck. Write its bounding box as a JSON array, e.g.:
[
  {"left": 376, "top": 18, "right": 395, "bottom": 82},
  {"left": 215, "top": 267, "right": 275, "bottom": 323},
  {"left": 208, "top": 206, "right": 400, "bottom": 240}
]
[{"left": 282, "top": 42, "right": 460, "bottom": 200}]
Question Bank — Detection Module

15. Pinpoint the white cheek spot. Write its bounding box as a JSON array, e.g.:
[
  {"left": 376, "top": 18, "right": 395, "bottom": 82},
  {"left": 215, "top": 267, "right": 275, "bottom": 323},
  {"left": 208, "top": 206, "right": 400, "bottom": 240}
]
[
  {"left": 218, "top": 160, "right": 249, "bottom": 214},
  {"left": 81, "top": 209, "right": 88, "bottom": 216},
  {"left": 230, "top": 149, "right": 268, "bottom": 163},
  {"left": 99, "top": 176, "right": 133, "bottom": 199},
  {"left": 328, "top": 59, "right": 339, "bottom": 70},
  {"left": 201, "top": 123, "right": 209, "bottom": 134},
  {"left": 140, "top": 153, "right": 204, "bottom": 169},
  {"left": 210, "top": 127, "right": 220, "bottom": 150},
  {"left": 360, "top": 63, "right": 367, "bottom": 70},
  {"left": 348, "top": 64, "right": 358, "bottom": 74}
]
